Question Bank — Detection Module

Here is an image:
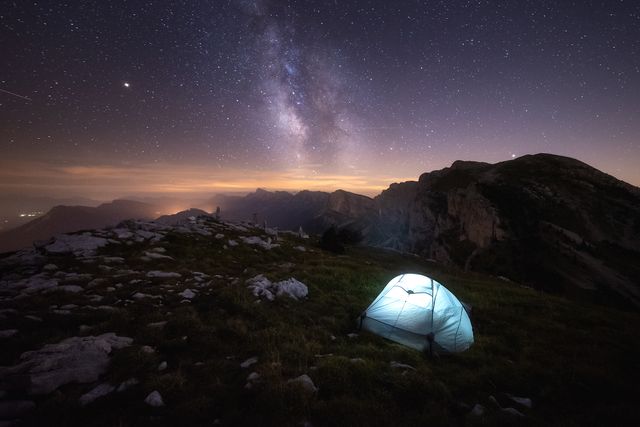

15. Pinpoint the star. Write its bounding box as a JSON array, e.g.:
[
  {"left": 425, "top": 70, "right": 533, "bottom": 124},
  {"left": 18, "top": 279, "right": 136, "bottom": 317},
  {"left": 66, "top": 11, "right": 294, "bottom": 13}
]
[{"left": 123, "top": 82, "right": 130, "bottom": 88}]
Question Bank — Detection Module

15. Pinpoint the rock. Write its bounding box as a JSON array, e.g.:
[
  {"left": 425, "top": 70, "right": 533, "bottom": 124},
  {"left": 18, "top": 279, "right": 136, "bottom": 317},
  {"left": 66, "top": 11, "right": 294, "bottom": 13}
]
[
  {"left": 215, "top": 233, "right": 224, "bottom": 239},
  {"left": 469, "top": 403, "right": 485, "bottom": 417},
  {"left": 506, "top": 393, "right": 533, "bottom": 409},
  {"left": 273, "top": 278, "right": 308, "bottom": 300},
  {"left": 25, "top": 315, "right": 42, "bottom": 322},
  {"left": 79, "top": 382, "right": 115, "bottom": 406},
  {"left": 147, "top": 321, "right": 168, "bottom": 328},
  {"left": 227, "top": 239, "right": 238, "bottom": 247},
  {"left": 158, "top": 361, "right": 167, "bottom": 371},
  {"left": 389, "top": 361, "right": 416, "bottom": 371},
  {"left": 245, "top": 275, "right": 308, "bottom": 301},
  {"left": 501, "top": 407, "right": 525, "bottom": 417},
  {"left": 178, "top": 289, "right": 196, "bottom": 299},
  {"left": 116, "top": 378, "right": 139, "bottom": 392},
  {"left": 45, "top": 234, "right": 109, "bottom": 257},
  {"left": 141, "top": 345, "right": 155, "bottom": 354},
  {"left": 50, "top": 285, "right": 83, "bottom": 293},
  {"left": 10, "top": 274, "right": 58, "bottom": 294},
  {"left": 240, "top": 357, "right": 258, "bottom": 369},
  {"left": 294, "top": 246, "right": 306, "bottom": 252},
  {"left": 246, "top": 275, "right": 275, "bottom": 301},
  {"left": 102, "top": 257, "right": 125, "bottom": 264},
  {"left": 287, "top": 374, "right": 318, "bottom": 393},
  {"left": 0, "top": 333, "right": 133, "bottom": 395},
  {"left": 144, "top": 390, "right": 164, "bottom": 407},
  {"left": 240, "top": 236, "right": 280, "bottom": 250},
  {"left": 146, "top": 271, "right": 181, "bottom": 278},
  {"left": 0, "top": 400, "right": 36, "bottom": 419},
  {"left": 347, "top": 333, "right": 358, "bottom": 339},
  {"left": 245, "top": 372, "right": 261, "bottom": 389},
  {"left": 0, "top": 330, "right": 18, "bottom": 339},
  {"left": 43, "top": 264, "right": 58, "bottom": 271},
  {"left": 142, "top": 251, "right": 173, "bottom": 260}
]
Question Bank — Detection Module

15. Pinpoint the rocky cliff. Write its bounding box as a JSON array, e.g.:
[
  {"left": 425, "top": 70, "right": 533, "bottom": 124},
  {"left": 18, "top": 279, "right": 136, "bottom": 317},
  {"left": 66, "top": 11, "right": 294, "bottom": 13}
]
[{"left": 350, "top": 154, "right": 640, "bottom": 307}]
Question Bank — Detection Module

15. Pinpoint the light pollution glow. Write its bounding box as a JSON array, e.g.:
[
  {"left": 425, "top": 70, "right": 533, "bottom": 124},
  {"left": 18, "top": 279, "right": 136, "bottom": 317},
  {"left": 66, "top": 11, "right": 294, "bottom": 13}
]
[{"left": 0, "top": 160, "right": 415, "bottom": 200}]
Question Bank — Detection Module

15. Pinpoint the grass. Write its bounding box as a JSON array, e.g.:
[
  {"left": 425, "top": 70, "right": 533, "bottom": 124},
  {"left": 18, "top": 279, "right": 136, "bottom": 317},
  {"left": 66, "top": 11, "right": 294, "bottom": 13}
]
[{"left": 0, "top": 218, "right": 639, "bottom": 426}]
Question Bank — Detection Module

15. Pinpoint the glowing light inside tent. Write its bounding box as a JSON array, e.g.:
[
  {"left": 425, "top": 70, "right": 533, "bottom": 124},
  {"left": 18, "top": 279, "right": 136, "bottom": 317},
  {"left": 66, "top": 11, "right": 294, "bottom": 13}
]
[{"left": 361, "top": 274, "right": 474, "bottom": 353}]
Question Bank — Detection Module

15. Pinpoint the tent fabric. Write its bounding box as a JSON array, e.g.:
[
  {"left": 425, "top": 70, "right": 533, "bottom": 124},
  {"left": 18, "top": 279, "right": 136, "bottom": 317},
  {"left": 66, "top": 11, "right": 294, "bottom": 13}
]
[{"left": 361, "top": 274, "right": 474, "bottom": 353}]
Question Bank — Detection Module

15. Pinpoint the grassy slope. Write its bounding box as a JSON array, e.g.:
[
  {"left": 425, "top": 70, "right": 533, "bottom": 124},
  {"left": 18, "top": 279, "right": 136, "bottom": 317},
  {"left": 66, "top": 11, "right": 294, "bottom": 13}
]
[{"left": 1, "top": 218, "right": 639, "bottom": 426}]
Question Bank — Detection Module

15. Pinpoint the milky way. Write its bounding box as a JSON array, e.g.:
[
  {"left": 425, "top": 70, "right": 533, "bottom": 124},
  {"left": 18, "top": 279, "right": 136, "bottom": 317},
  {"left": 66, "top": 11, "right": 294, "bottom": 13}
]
[{"left": 1, "top": 0, "right": 639, "bottom": 198}]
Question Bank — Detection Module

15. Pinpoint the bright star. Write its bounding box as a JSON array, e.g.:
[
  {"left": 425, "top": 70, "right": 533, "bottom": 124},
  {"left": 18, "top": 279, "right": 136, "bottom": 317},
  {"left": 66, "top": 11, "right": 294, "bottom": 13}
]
[{"left": 123, "top": 82, "right": 130, "bottom": 88}]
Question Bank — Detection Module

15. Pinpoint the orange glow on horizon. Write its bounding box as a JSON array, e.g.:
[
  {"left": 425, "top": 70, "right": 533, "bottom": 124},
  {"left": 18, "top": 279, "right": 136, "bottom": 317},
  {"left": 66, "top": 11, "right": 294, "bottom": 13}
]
[{"left": 0, "top": 160, "right": 415, "bottom": 200}]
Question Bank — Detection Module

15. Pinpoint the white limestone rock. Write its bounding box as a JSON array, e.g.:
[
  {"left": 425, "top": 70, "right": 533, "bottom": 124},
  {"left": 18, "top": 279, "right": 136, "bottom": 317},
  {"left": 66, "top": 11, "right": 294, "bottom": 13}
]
[
  {"left": 0, "top": 333, "right": 132, "bottom": 395},
  {"left": 79, "top": 382, "right": 115, "bottom": 406},
  {"left": 287, "top": 374, "right": 318, "bottom": 393},
  {"left": 45, "top": 234, "right": 109, "bottom": 257},
  {"left": 144, "top": 390, "right": 164, "bottom": 407}
]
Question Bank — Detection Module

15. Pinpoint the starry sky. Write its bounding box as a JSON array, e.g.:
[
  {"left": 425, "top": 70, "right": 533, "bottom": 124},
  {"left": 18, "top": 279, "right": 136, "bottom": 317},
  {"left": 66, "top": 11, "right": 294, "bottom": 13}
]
[{"left": 1, "top": 0, "right": 639, "bottom": 200}]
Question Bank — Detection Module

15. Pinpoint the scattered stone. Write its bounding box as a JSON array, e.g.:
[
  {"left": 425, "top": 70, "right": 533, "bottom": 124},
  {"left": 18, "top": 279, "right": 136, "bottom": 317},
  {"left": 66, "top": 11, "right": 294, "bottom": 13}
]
[
  {"left": 287, "top": 374, "right": 318, "bottom": 393},
  {"left": 102, "top": 257, "right": 125, "bottom": 264},
  {"left": 43, "top": 264, "right": 58, "bottom": 271},
  {"left": 142, "top": 251, "right": 173, "bottom": 260},
  {"left": 390, "top": 361, "right": 416, "bottom": 371},
  {"left": 501, "top": 407, "right": 525, "bottom": 417},
  {"left": 116, "top": 378, "right": 139, "bottom": 392},
  {"left": 227, "top": 239, "right": 238, "bottom": 247},
  {"left": 0, "top": 333, "right": 133, "bottom": 395},
  {"left": 144, "top": 390, "right": 164, "bottom": 407},
  {"left": 240, "top": 357, "right": 258, "bottom": 369},
  {"left": 0, "top": 329, "right": 18, "bottom": 339},
  {"left": 240, "top": 236, "right": 279, "bottom": 250},
  {"left": 245, "top": 275, "right": 308, "bottom": 301},
  {"left": 294, "top": 246, "right": 306, "bottom": 252},
  {"left": 273, "top": 278, "right": 308, "bottom": 300},
  {"left": 146, "top": 271, "right": 181, "bottom": 278},
  {"left": 506, "top": 394, "right": 533, "bottom": 409},
  {"left": 45, "top": 234, "right": 109, "bottom": 257},
  {"left": 178, "top": 289, "right": 196, "bottom": 299},
  {"left": 245, "top": 372, "right": 261, "bottom": 389},
  {"left": 79, "top": 382, "right": 115, "bottom": 406},
  {"left": 469, "top": 403, "right": 485, "bottom": 417},
  {"left": 158, "top": 361, "right": 167, "bottom": 371},
  {"left": 215, "top": 233, "right": 224, "bottom": 239},
  {"left": 147, "top": 321, "right": 168, "bottom": 328},
  {"left": 347, "top": 333, "right": 358, "bottom": 339},
  {"left": 141, "top": 345, "right": 155, "bottom": 354},
  {"left": 49, "top": 285, "right": 83, "bottom": 294},
  {"left": 25, "top": 315, "right": 42, "bottom": 322}
]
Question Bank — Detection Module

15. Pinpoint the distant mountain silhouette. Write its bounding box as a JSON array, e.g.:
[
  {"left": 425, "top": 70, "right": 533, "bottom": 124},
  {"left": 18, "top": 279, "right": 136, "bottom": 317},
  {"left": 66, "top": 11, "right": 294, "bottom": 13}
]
[{"left": 0, "top": 200, "right": 160, "bottom": 253}]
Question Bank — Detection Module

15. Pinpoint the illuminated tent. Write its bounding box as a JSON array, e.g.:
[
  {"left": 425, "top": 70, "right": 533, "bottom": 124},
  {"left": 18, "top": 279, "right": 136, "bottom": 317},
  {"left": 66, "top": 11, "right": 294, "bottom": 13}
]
[{"left": 360, "top": 274, "right": 473, "bottom": 353}]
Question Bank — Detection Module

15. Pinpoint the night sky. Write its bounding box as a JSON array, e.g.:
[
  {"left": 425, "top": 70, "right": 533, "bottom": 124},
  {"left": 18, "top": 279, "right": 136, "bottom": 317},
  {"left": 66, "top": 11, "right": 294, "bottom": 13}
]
[{"left": 1, "top": 0, "right": 639, "bottom": 199}]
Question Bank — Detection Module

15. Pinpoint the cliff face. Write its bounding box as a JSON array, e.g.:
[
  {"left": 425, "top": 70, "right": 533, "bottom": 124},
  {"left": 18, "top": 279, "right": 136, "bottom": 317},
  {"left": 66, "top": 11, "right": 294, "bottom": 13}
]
[{"left": 348, "top": 154, "right": 640, "bottom": 307}]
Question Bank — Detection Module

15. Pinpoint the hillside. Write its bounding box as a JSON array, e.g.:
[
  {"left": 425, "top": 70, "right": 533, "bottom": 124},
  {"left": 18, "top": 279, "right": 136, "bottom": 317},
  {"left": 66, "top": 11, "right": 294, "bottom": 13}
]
[
  {"left": 342, "top": 154, "right": 640, "bottom": 308},
  {"left": 0, "top": 200, "right": 161, "bottom": 253},
  {"left": 0, "top": 216, "right": 638, "bottom": 426}
]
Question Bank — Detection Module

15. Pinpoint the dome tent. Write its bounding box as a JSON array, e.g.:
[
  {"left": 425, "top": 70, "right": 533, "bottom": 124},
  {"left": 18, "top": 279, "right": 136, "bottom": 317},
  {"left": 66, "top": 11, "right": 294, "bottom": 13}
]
[{"left": 360, "top": 274, "right": 473, "bottom": 353}]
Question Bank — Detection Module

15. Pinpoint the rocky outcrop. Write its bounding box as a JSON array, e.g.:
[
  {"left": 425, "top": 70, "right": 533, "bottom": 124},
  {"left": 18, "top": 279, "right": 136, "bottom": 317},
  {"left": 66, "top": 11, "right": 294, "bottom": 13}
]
[
  {"left": 0, "top": 333, "right": 133, "bottom": 395},
  {"left": 349, "top": 154, "right": 640, "bottom": 307}
]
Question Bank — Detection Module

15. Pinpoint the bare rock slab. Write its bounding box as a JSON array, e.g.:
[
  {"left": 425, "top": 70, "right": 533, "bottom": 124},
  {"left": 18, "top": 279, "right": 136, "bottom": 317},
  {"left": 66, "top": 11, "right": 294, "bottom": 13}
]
[{"left": 0, "top": 333, "right": 133, "bottom": 395}]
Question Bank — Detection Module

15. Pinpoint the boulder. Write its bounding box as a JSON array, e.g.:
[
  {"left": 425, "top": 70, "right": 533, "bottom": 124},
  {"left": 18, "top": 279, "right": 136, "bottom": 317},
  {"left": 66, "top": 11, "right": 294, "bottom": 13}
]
[{"left": 0, "top": 333, "right": 132, "bottom": 395}]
